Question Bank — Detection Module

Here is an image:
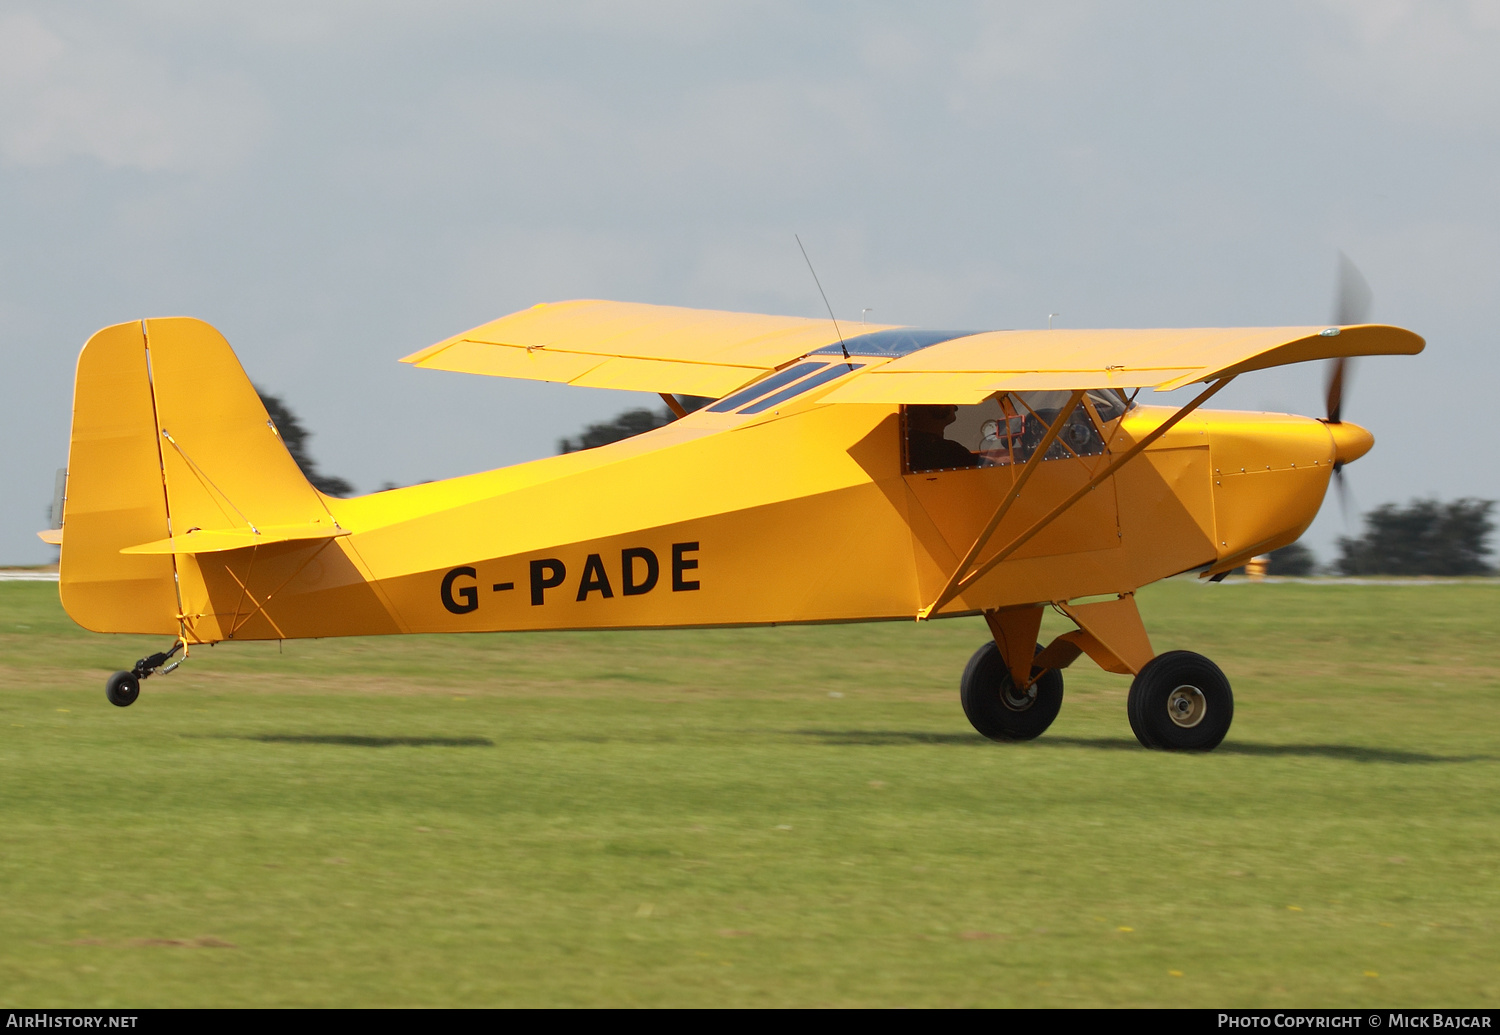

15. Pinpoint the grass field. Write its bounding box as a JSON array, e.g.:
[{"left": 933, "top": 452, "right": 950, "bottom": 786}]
[{"left": 1, "top": 578, "right": 1497, "bottom": 1007}]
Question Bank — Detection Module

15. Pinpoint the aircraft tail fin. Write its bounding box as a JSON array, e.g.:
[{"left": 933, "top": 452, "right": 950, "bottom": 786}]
[{"left": 60, "top": 318, "right": 339, "bottom": 635}]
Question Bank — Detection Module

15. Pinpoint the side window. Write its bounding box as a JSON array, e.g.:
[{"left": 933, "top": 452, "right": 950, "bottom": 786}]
[
  {"left": 904, "top": 390, "right": 1131, "bottom": 473},
  {"left": 904, "top": 404, "right": 982, "bottom": 473},
  {"left": 1013, "top": 391, "right": 1102, "bottom": 461},
  {"left": 1087, "top": 389, "right": 1128, "bottom": 426}
]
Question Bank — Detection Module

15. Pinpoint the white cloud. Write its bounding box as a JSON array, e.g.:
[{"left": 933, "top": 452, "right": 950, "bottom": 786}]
[{"left": 0, "top": 9, "right": 269, "bottom": 172}]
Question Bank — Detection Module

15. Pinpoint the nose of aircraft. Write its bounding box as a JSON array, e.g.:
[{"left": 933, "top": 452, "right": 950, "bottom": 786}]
[{"left": 1325, "top": 420, "right": 1375, "bottom": 466}]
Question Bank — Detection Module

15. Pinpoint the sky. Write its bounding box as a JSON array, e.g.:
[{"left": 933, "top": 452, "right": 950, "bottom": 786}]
[{"left": 3, "top": 0, "right": 1498, "bottom": 566}]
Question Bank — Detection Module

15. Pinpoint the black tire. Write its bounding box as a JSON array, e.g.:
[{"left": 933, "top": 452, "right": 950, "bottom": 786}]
[
  {"left": 1126, "top": 670, "right": 1159, "bottom": 749},
  {"left": 105, "top": 671, "right": 140, "bottom": 708},
  {"left": 1127, "top": 651, "right": 1232, "bottom": 751},
  {"left": 960, "top": 640, "right": 1064, "bottom": 741}
]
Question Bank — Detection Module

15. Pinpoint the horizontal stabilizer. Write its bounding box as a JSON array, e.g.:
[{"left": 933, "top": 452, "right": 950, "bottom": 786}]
[
  {"left": 121, "top": 524, "right": 348, "bottom": 555},
  {"left": 37, "top": 529, "right": 63, "bottom": 545}
]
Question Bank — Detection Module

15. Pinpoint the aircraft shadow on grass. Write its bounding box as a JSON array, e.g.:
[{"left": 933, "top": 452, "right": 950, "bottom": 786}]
[
  {"left": 794, "top": 730, "right": 1493, "bottom": 765},
  {"left": 1210, "top": 741, "right": 1494, "bottom": 765},
  {"left": 206, "top": 733, "right": 494, "bottom": 748}
]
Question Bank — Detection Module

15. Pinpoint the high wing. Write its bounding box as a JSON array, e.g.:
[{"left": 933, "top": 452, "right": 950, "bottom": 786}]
[
  {"left": 819, "top": 325, "right": 1425, "bottom": 403},
  {"left": 401, "top": 299, "right": 888, "bottom": 399},
  {"left": 404, "top": 299, "right": 1424, "bottom": 402}
]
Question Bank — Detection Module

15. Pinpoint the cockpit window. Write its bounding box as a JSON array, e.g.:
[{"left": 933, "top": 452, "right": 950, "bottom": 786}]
[
  {"left": 905, "top": 404, "right": 983, "bottom": 472},
  {"left": 706, "top": 362, "right": 827, "bottom": 413},
  {"left": 904, "top": 389, "right": 1132, "bottom": 474}
]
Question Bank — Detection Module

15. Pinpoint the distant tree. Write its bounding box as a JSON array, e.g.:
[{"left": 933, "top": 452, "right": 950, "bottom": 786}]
[
  {"left": 1266, "top": 541, "right": 1318, "bottom": 576},
  {"left": 256, "top": 388, "right": 355, "bottom": 497},
  {"left": 557, "top": 396, "right": 713, "bottom": 454},
  {"left": 559, "top": 407, "right": 671, "bottom": 453},
  {"left": 1336, "top": 498, "right": 1495, "bottom": 576}
]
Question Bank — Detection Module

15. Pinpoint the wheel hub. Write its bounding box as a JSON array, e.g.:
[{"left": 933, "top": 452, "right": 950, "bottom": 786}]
[
  {"left": 1166, "top": 685, "right": 1206, "bottom": 728},
  {"left": 1000, "top": 681, "right": 1038, "bottom": 712}
]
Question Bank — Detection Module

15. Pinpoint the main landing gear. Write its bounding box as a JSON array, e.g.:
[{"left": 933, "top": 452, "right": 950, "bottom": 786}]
[
  {"left": 960, "top": 640, "right": 1064, "bottom": 741},
  {"left": 1126, "top": 650, "right": 1233, "bottom": 751},
  {"left": 959, "top": 641, "right": 1234, "bottom": 749},
  {"left": 105, "top": 641, "right": 186, "bottom": 708}
]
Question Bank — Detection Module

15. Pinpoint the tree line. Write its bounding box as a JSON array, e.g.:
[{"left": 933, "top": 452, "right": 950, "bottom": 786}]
[
  {"left": 557, "top": 397, "right": 713, "bottom": 454},
  {"left": 1331, "top": 498, "right": 1494, "bottom": 576}
]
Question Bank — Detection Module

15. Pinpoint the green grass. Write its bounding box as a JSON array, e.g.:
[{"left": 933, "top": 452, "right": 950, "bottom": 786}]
[{"left": 1, "top": 579, "right": 1497, "bottom": 1007}]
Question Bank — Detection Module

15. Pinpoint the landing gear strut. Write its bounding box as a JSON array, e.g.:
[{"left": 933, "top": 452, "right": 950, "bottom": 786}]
[
  {"left": 1127, "top": 650, "right": 1233, "bottom": 751},
  {"left": 105, "top": 641, "right": 186, "bottom": 708}
]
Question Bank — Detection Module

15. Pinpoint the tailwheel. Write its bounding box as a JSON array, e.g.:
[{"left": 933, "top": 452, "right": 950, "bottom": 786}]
[
  {"left": 102, "top": 640, "right": 187, "bottom": 708},
  {"left": 960, "top": 640, "right": 1064, "bottom": 741},
  {"left": 1127, "top": 650, "right": 1233, "bottom": 751},
  {"left": 105, "top": 671, "right": 141, "bottom": 708}
]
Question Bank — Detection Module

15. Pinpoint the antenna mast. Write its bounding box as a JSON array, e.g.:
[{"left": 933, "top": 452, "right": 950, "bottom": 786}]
[{"left": 795, "top": 234, "right": 852, "bottom": 368}]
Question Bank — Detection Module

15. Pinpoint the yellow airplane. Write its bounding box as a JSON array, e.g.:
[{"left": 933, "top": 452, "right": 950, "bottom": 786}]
[{"left": 45, "top": 300, "right": 1423, "bottom": 750}]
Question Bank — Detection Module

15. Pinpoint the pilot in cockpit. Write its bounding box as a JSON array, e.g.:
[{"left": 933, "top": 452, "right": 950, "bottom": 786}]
[
  {"left": 977, "top": 394, "right": 1022, "bottom": 467},
  {"left": 906, "top": 404, "right": 979, "bottom": 472}
]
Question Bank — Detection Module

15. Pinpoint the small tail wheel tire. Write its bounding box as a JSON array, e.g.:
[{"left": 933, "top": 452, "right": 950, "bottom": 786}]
[
  {"left": 1127, "top": 651, "right": 1232, "bottom": 751},
  {"left": 960, "top": 640, "right": 1064, "bottom": 741},
  {"left": 105, "top": 671, "right": 141, "bottom": 708}
]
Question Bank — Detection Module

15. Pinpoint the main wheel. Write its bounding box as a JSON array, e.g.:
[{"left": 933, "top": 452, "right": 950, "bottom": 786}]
[
  {"left": 960, "top": 640, "right": 1064, "bottom": 741},
  {"left": 105, "top": 671, "right": 140, "bottom": 708},
  {"left": 1127, "top": 651, "right": 1232, "bottom": 751}
]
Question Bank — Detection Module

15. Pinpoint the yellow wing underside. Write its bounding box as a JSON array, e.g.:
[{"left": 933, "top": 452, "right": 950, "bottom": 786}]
[{"left": 402, "top": 300, "right": 1425, "bottom": 400}]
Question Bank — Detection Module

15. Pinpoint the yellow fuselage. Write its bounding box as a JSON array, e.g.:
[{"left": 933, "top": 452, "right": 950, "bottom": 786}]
[
  {"left": 144, "top": 403, "right": 1343, "bottom": 643},
  {"left": 57, "top": 318, "right": 1373, "bottom": 645}
]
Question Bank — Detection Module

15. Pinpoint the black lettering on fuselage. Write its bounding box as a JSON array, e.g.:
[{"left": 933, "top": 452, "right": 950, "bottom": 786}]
[
  {"left": 530, "top": 558, "right": 566, "bottom": 605},
  {"left": 576, "top": 553, "right": 614, "bottom": 600},
  {"left": 672, "top": 541, "right": 700, "bottom": 591},
  {"left": 622, "top": 547, "right": 659, "bottom": 595},
  {"left": 446, "top": 545, "right": 698, "bottom": 613},
  {"left": 440, "top": 566, "right": 479, "bottom": 614}
]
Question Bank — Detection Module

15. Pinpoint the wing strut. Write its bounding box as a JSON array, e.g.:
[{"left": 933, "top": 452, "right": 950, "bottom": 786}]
[{"left": 918, "top": 377, "right": 1233, "bottom": 619}]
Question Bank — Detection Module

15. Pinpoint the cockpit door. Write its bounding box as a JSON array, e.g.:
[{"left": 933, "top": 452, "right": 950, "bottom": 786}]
[{"left": 899, "top": 395, "right": 1123, "bottom": 570}]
